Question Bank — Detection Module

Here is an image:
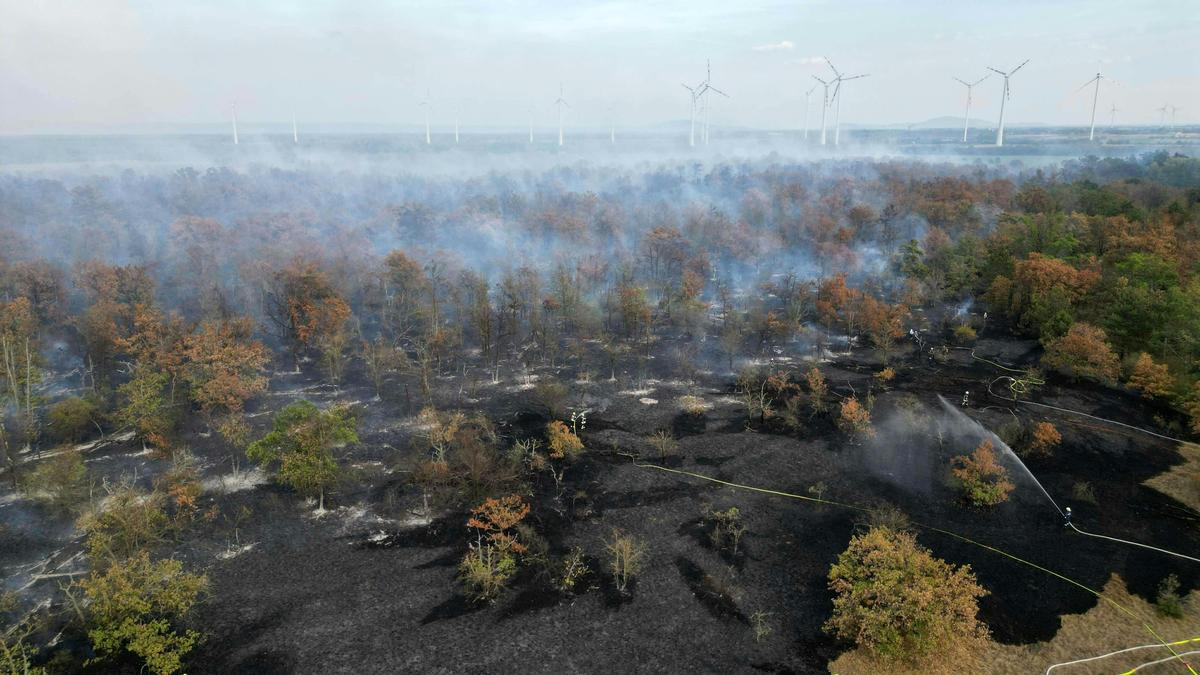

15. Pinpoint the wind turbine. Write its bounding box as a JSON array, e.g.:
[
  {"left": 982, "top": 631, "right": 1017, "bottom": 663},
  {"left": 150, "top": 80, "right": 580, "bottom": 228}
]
[
  {"left": 528, "top": 107, "right": 534, "bottom": 144},
  {"left": 608, "top": 106, "right": 615, "bottom": 144},
  {"left": 231, "top": 103, "right": 239, "bottom": 145},
  {"left": 953, "top": 74, "right": 990, "bottom": 143},
  {"left": 292, "top": 114, "right": 298, "bottom": 144},
  {"left": 454, "top": 110, "right": 460, "bottom": 144},
  {"left": 1109, "top": 102, "right": 1118, "bottom": 127},
  {"left": 682, "top": 83, "right": 700, "bottom": 147},
  {"left": 812, "top": 76, "right": 831, "bottom": 145},
  {"left": 825, "top": 58, "right": 868, "bottom": 146},
  {"left": 803, "top": 83, "right": 818, "bottom": 140},
  {"left": 699, "top": 60, "right": 728, "bottom": 145},
  {"left": 1077, "top": 72, "right": 1111, "bottom": 141},
  {"left": 554, "top": 84, "right": 569, "bottom": 147},
  {"left": 419, "top": 89, "right": 431, "bottom": 145},
  {"left": 987, "top": 59, "right": 1029, "bottom": 147},
  {"left": 1168, "top": 105, "right": 1179, "bottom": 130}
]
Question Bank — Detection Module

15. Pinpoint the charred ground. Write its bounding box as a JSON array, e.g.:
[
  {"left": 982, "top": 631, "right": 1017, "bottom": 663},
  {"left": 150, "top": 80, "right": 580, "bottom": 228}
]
[{"left": 2, "top": 151, "right": 1199, "bottom": 674}]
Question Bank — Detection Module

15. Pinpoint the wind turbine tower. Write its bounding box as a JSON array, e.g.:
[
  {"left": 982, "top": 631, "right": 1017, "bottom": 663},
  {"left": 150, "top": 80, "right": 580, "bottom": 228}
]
[
  {"left": 699, "top": 60, "right": 728, "bottom": 145},
  {"left": 1078, "top": 72, "right": 1110, "bottom": 141},
  {"left": 554, "top": 84, "right": 569, "bottom": 147},
  {"left": 682, "top": 83, "right": 699, "bottom": 147},
  {"left": 292, "top": 114, "right": 298, "bottom": 144},
  {"left": 1109, "top": 102, "right": 1118, "bottom": 127},
  {"left": 953, "top": 74, "right": 989, "bottom": 143},
  {"left": 825, "top": 58, "right": 868, "bottom": 146},
  {"left": 812, "top": 76, "right": 831, "bottom": 145},
  {"left": 803, "top": 83, "right": 818, "bottom": 141},
  {"left": 528, "top": 108, "right": 534, "bottom": 144},
  {"left": 231, "top": 103, "right": 239, "bottom": 145},
  {"left": 987, "top": 59, "right": 1029, "bottom": 147},
  {"left": 420, "top": 90, "right": 431, "bottom": 145}
]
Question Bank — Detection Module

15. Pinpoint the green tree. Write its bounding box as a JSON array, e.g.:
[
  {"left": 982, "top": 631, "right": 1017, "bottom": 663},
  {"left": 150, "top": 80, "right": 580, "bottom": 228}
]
[
  {"left": 116, "top": 369, "right": 176, "bottom": 450},
  {"left": 80, "top": 551, "right": 207, "bottom": 675},
  {"left": 25, "top": 449, "right": 88, "bottom": 513},
  {"left": 47, "top": 396, "right": 101, "bottom": 443},
  {"left": 247, "top": 400, "right": 357, "bottom": 509}
]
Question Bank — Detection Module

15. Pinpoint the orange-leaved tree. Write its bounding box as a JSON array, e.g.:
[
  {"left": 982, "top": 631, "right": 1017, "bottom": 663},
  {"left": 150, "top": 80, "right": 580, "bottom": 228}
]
[
  {"left": 181, "top": 318, "right": 270, "bottom": 445},
  {"left": 951, "top": 440, "right": 1014, "bottom": 507},
  {"left": 837, "top": 397, "right": 874, "bottom": 440},
  {"left": 1026, "top": 422, "right": 1062, "bottom": 458},
  {"left": 1041, "top": 322, "right": 1120, "bottom": 383},
  {"left": 826, "top": 526, "right": 987, "bottom": 663},
  {"left": 266, "top": 261, "right": 352, "bottom": 374},
  {"left": 1127, "top": 352, "right": 1173, "bottom": 399}
]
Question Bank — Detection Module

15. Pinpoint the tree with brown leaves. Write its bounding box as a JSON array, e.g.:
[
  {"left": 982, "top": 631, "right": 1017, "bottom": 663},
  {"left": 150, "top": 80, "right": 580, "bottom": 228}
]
[
  {"left": 1041, "top": 322, "right": 1120, "bottom": 383},
  {"left": 181, "top": 318, "right": 270, "bottom": 443},
  {"left": 825, "top": 526, "right": 987, "bottom": 664},
  {"left": 1127, "top": 352, "right": 1173, "bottom": 399}
]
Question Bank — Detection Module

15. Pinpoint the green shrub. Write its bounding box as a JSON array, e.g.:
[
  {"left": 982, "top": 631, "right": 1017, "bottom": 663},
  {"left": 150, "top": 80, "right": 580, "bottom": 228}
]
[
  {"left": 1155, "top": 574, "right": 1184, "bottom": 618},
  {"left": 553, "top": 547, "right": 590, "bottom": 593},
  {"left": 80, "top": 551, "right": 207, "bottom": 675},
  {"left": 25, "top": 449, "right": 89, "bottom": 514},
  {"left": 704, "top": 505, "right": 748, "bottom": 554},
  {"left": 47, "top": 397, "right": 101, "bottom": 444},
  {"left": 605, "top": 529, "right": 647, "bottom": 593},
  {"left": 458, "top": 544, "right": 517, "bottom": 603},
  {"left": 78, "top": 484, "right": 169, "bottom": 564}
]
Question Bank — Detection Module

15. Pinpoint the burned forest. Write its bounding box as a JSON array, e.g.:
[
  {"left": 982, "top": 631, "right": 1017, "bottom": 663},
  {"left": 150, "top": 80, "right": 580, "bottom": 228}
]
[{"left": 1, "top": 148, "right": 1199, "bottom": 674}]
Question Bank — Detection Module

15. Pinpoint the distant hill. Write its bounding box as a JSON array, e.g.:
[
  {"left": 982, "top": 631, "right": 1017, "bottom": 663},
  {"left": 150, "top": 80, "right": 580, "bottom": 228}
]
[{"left": 838, "top": 116, "right": 994, "bottom": 130}]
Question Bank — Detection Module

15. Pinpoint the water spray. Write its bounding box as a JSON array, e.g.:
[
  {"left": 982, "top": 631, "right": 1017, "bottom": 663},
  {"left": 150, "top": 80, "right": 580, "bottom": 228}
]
[
  {"left": 620, "top": 453, "right": 1199, "bottom": 673},
  {"left": 938, "top": 396, "right": 1066, "bottom": 517},
  {"left": 963, "top": 358, "right": 1200, "bottom": 563}
]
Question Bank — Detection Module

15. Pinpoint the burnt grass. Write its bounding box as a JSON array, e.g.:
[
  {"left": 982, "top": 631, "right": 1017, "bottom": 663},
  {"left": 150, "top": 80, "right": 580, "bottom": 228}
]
[{"left": 21, "top": 329, "right": 1196, "bottom": 673}]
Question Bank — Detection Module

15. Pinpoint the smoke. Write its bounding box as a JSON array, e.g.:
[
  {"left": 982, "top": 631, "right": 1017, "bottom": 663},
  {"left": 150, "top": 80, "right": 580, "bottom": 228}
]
[{"left": 858, "top": 394, "right": 1059, "bottom": 513}]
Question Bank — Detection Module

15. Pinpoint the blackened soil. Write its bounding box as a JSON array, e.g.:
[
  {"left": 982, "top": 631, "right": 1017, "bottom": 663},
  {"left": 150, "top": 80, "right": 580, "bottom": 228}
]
[{"left": 176, "top": 340, "right": 1200, "bottom": 674}]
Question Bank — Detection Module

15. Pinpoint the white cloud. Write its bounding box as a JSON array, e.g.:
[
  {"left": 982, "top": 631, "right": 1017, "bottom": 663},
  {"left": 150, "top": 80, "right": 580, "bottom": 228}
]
[{"left": 752, "top": 40, "right": 794, "bottom": 52}]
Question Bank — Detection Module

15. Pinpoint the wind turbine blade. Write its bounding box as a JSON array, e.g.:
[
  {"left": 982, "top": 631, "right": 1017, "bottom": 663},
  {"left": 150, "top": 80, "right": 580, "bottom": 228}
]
[
  {"left": 844, "top": 74, "right": 868, "bottom": 81},
  {"left": 972, "top": 74, "right": 991, "bottom": 86},
  {"left": 954, "top": 77, "right": 970, "bottom": 86},
  {"left": 682, "top": 84, "right": 694, "bottom": 92},
  {"left": 825, "top": 57, "right": 840, "bottom": 78},
  {"left": 1076, "top": 76, "right": 1098, "bottom": 92},
  {"left": 1010, "top": 59, "right": 1030, "bottom": 75},
  {"left": 986, "top": 67, "right": 1006, "bottom": 76},
  {"left": 707, "top": 85, "right": 729, "bottom": 98},
  {"left": 812, "top": 75, "right": 827, "bottom": 85}
]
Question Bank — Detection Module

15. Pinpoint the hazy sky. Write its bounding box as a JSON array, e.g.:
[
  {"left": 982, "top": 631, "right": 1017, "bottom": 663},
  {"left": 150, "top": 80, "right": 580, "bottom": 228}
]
[{"left": 2, "top": 0, "right": 1197, "bottom": 133}]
